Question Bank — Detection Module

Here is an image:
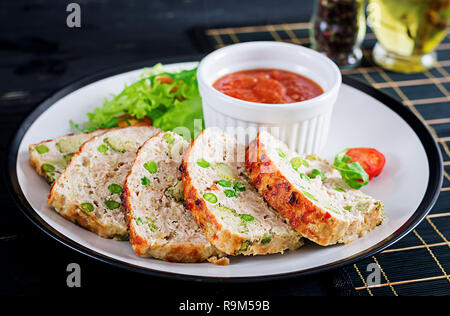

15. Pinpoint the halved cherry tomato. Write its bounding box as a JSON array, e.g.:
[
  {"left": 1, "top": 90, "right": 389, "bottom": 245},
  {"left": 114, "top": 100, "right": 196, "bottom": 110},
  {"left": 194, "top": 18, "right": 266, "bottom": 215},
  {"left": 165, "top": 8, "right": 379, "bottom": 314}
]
[{"left": 345, "top": 148, "right": 386, "bottom": 180}]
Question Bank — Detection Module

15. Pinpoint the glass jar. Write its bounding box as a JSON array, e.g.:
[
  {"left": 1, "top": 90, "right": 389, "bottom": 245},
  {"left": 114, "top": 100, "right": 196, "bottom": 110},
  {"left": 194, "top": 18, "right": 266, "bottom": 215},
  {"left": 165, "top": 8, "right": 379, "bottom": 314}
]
[
  {"left": 369, "top": 0, "right": 450, "bottom": 74},
  {"left": 310, "top": 0, "right": 367, "bottom": 69}
]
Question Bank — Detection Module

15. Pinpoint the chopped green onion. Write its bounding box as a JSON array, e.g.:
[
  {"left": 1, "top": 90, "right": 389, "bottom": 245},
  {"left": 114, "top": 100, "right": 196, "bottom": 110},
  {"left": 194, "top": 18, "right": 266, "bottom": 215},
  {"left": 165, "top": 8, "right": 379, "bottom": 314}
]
[
  {"left": 80, "top": 202, "right": 94, "bottom": 213},
  {"left": 104, "top": 200, "right": 120, "bottom": 210},
  {"left": 261, "top": 232, "right": 272, "bottom": 244},
  {"left": 196, "top": 158, "right": 210, "bottom": 168},
  {"left": 41, "top": 164, "right": 55, "bottom": 173},
  {"left": 238, "top": 241, "right": 249, "bottom": 253},
  {"left": 334, "top": 187, "right": 346, "bottom": 193},
  {"left": 146, "top": 217, "right": 158, "bottom": 232},
  {"left": 163, "top": 133, "right": 175, "bottom": 144},
  {"left": 97, "top": 144, "right": 108, "bottom": 153},
  {"left": 224, "top": 189, "right": 238, "bottom": 198},
  {"left": 135, "top": 217, "right": 144, "bottom": 225},
  {"left": 216, "top": 203, "right": 238, "bottom": 216},
  {"left": 144, "top": 160, "right": 158, "bottom": 174},
  {"left": 290, "top": 157, "right": 309, "bottom": 170},
  {"left": 310, "top": 169, "right": 325, "bottom": 181},
  {"left": 217, "top": 179, "right": 232, "bottom": 187},
  {"left": 233, "top": 182, "right": 246, "bottom": 192},
  {"left": 302, "top": 191, "right": 318, "bottom": 202},
  {"left": 203, "top": 192, "right": 218, "bottom": 204},
  {"left": 300, "top": 173, "right": 310, "bottom": 182},
  {"left": 108, "top": 183, "right": 123, "bottom": 194},
  {"left": 276, "top": 148, "right": 287, "bottom": 158},
  {"left": 240, "top": 214, "right": 254, "bottom": 222},
  {"left": 35, "top": 144, "right": 49, "bottom": 154},
  {"left": 141, "top": 176, "right": 150, "bottom": 187}
]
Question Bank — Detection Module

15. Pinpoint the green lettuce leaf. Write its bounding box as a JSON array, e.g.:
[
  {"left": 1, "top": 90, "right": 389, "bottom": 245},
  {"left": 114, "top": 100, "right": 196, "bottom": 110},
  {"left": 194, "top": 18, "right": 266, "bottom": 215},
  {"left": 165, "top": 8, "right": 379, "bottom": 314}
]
[{"left": 72, "top": 64, "right": 203, "bottom": 139}]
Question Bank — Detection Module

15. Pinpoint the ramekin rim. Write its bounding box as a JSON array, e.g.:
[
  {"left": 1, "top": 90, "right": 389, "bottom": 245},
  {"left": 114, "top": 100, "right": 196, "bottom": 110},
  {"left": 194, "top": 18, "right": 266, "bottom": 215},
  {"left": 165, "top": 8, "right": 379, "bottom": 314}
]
[{"left": 197, "top": 41, "right": 342, "bottom": 111}]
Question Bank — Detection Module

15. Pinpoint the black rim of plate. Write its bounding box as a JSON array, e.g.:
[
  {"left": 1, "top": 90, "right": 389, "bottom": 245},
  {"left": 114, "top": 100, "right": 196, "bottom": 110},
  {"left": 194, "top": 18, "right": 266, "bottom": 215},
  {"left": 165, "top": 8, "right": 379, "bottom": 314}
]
[{"left": 6, "top": 56, "right": 443, "bottom": 283}]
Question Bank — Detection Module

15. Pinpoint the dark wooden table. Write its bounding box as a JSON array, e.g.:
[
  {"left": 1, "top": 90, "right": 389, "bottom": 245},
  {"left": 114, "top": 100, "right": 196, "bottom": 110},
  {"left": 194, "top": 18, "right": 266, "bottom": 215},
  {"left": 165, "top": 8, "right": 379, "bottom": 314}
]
[{"left": 1, "top": 0, "right": 356, "bottom": 297}]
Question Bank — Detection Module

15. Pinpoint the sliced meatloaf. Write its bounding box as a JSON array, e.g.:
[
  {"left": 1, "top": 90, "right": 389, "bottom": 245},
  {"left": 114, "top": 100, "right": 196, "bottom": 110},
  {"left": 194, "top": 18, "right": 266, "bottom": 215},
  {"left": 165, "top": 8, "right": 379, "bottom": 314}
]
[
  {"left": 47, "top": 126, "right": 160, "bottom": 240},
  {"left": 246, "top": 131, "right": 384, "bottom": 246},
  {"left": 123, "top": 132, "right": 224, "bottom": 263},
  {"left": 29, "top": 130, "right": 106, "bottom": 184},
  {"left": 181, "top": 128, "right": 303, "bottom": 256}
]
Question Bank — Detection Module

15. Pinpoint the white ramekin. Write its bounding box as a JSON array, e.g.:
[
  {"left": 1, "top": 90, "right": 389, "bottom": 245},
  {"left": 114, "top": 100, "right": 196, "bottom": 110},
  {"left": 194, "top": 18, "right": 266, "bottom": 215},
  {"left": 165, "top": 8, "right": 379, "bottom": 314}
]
[{"left": 197, "top": 41, "right": 342, "bottom": 154}]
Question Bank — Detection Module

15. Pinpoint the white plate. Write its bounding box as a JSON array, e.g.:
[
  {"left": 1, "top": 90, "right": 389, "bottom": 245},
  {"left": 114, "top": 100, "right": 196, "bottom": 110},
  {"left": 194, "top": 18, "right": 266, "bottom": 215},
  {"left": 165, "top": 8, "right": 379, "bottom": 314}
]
[{"left": 8, "top": 61, "right": 442, "bottom": 281}]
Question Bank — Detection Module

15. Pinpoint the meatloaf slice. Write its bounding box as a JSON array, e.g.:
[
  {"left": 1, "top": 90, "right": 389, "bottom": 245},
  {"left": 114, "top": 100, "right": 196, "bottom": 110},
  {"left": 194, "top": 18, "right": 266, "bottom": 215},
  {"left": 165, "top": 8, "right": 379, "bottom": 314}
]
[
  {"left": 47, "top": 126, "right": 160, "bottom": 240},
  {"left": 246, "top": 131, "right": 384, "bottom": 246},
  {"left": 181, "top": 128, "right": 303, "bottom": 256},
  {"left": 29, "top": 130, "right": 106, "bottom": 184},
  {"left": 123, "top": 132, "right": 224, "bottom": 263}
]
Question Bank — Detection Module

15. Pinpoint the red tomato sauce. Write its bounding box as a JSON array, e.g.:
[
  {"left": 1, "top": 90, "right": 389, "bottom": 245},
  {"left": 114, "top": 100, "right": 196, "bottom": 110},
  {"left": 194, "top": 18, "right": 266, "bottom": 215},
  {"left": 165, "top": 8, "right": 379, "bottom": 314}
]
[{"left": 213, "top": 69, "right": 324, "bottom": 104}]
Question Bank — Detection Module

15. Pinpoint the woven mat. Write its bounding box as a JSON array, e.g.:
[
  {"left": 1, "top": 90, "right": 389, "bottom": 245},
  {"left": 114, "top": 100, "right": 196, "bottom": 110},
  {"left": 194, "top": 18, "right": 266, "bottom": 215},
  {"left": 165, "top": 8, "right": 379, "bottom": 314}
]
[{"left": 195, "top": 22, "right": 450, "bottom": 296}]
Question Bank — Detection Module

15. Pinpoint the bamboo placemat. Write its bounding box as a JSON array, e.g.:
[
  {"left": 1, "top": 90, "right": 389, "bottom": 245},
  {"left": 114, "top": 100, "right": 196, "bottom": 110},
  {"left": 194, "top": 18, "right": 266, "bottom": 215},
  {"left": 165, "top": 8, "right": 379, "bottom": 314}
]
[{"left": 197, "top": 22, "right": 450, "bottom": 296}]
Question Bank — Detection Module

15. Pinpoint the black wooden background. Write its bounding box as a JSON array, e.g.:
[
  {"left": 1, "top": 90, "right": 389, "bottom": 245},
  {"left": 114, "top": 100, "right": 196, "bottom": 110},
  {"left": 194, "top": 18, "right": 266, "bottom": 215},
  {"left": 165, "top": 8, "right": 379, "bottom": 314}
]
[{"left": 0, "top": 0, "right": 364, "bottom": 296}]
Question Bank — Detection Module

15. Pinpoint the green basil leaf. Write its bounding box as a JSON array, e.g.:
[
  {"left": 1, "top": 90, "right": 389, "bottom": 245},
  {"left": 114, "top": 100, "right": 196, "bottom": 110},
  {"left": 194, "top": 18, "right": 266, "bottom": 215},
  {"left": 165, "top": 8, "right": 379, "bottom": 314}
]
[{"left": 333, "top": 149, "right": 369, "bottom": 190}]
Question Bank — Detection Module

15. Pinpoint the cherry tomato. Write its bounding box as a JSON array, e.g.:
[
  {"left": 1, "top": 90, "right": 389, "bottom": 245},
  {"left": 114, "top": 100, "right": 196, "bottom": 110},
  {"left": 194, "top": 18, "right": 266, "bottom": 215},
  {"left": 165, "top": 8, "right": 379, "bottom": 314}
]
[{"left": 345, "top": 148, "right": 386, "bottom": 180}]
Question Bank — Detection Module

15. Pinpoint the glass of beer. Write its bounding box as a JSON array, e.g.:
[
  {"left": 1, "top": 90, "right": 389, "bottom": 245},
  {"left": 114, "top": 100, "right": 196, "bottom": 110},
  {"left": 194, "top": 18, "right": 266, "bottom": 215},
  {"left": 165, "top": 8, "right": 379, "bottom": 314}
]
[{"left": 368, "top": 0, "right": 450, "bottom": 73}]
